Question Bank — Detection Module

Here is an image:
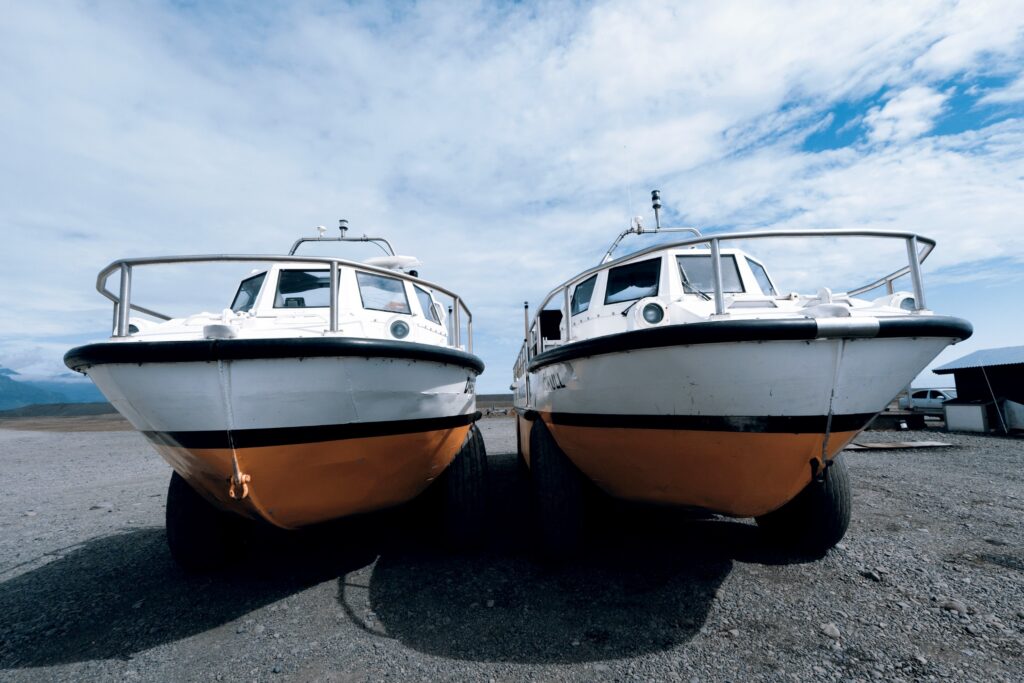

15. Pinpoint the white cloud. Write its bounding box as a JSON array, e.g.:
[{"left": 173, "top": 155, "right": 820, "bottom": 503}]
[
  {"left": 0, "top": 1, "right": 1023, "bottom": 390},
  {"left": 978, "top": 74, "right": 1024, "bottom": 104},
  {"left": 863, "top": 86, "right": 949, "bottom": 143}
]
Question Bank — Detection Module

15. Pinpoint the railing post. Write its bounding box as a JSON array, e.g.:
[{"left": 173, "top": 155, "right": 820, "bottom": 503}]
[
  {"left": 563, "top": 287, "right": 571, "bottom": 342},
  {"left": 905, "top": 236, "right": 926, "bottom": 310},
  {"left": 329, "top": 261, "right": 339, "bottom": 332},
  {"left": 710, "top": 238, "right": 725, "bottom": 315},
  {"left": 447, "top": 305, "right": 454, "bottom": 345},
  {"left": 523, "top": 301, "right": 530, "bottom": 361},
  {"left": 466, "top": 310, "right": 473, "bottom": 353},
  {"left": 117, "top": 263, "right": 132, "bottom": 336},
  {"left": 453, "top": 297, "right": 462, "bottom": 348}
]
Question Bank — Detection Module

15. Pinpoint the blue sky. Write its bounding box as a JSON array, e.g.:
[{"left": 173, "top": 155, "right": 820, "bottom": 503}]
[{"left": 1, "top": 1, "right": 1023, "bottom": 392}]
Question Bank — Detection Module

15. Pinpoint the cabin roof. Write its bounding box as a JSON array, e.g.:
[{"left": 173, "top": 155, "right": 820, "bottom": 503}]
[{"left": 933, "top": 345, "right": 1024, "bottom": 374}]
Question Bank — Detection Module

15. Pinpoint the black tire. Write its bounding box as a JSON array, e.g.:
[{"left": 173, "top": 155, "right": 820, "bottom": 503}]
[
  {"left": 530, "top": 419, "right": 586, "bottom": 559},
  {"left": 756, "top": 455, "right": 852, "bottom": 554},
  {"left": 515, "top": 414, "right": 530, "bottom": 479},
  {"left": 166, "top": 471, "right": 242, "bottom": 571},
  {"left": 440, "top": 423, "right": 489, "bottom": 548}
]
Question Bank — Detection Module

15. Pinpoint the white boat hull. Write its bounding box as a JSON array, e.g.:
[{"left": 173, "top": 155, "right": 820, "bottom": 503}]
[
  {"left": 67, "top": 338, "right": 482, "bottom": 528},
  {"left": 516, "top": 317, "right": 969, "bottom": 516}
]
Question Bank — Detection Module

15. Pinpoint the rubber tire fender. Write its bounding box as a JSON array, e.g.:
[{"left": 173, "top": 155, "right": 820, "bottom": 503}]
[
  {"left": 756, "top": 454, "right": 852, "bottom": 555},
  {"left": 529, "top": 418, "right": 586, "bottom": 559},
  {"left": 165, "top": 471, "right": 242, "bottom": 572},
  {"left": 440, "top": 423, "right": 489, "bottom": 548}
]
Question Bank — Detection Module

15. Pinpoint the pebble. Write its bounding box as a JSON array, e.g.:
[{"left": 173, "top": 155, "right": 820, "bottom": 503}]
[
  {"left": 727, "top": 628, "right": 739, "bottom": 637},
  {"left": 940, "top": 599, "right": 968, "bottom": 615},
  {"left": 860, "top": 569, "right": 883, "bottom": 582},
  {"left": 820, "top": 623, "right": 841, "bottom": 640},
  {"left": 89, "top": 502, "right": 114, "bottom": 511}
]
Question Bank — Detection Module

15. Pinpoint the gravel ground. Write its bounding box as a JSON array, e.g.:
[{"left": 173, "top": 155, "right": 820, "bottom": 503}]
[{"left": 1, "top": 418, "right": 1022, "bottom": 682}]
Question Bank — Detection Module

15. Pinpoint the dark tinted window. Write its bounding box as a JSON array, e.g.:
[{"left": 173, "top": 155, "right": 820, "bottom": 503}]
[
  {"left": 912, "top": 390, "right": 928, "bottom": 399},
  {"left": 676, "top": 254, "right": 744, "bottom": 294},
  {"left": 231, "top": 272, "right": 266, "bottom": 312},
  {"left": 357, "top": 272, "right": 411, "bottom": 314},
  {"left": 604, "top": 258, "right": 661, "bottom": 304},
  {"left": 415, "top": 285, "right": 440, "bottom": 323},
  {"left": 571, "top": 274, "right": 598, "bottom": 315},
  {"left": 748, "top": 259, "right": 777, "bottom": 296},
  {"left": 274, "top": 270, "right": 330, "bottom": 308}
]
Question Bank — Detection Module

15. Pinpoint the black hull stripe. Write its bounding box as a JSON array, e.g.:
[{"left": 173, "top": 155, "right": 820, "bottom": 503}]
[
  {"left": 65, "top": 337, "right": 484, "bottom": 374},
  {"left": 144, "top": 412, "right": 479, "bottom": 450},
  {"left": 528, "top": 316, "right": 972, "bottom": 372},
  {"left": 544, "top": 411, "right": 877, "bottom": 434}
]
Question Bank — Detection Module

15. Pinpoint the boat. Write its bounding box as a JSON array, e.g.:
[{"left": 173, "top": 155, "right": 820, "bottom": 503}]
[
  {"left": 65, "top": 221, "right": 487, "bottom": 569},
  {"left": 512, "top": 191, "right": 972, "bottom": 556}
]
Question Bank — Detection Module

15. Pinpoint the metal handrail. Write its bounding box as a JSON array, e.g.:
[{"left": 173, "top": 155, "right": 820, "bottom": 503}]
[
  {"left": 519, "top": 228, "right": 937, "bottom": 363},
  {"left": 96, "top": 254, "right": 474, "bottom": 352}
]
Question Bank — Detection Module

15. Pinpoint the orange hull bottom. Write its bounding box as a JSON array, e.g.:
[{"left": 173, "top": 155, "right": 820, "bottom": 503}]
[
  {"left": 150, "top": 425, "right": 470, "bottom": 529},
  {"left": 519, "top": 415, "right": 856, "bottom": 517}
]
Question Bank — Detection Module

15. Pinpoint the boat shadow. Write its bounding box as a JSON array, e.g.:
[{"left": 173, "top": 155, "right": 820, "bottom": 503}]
[
  {"left": 343, "top": 452, "right": 821, "bottom": 664},
  {"left": 0, "top": 453, "right": 820, "bottom": 669},
  {"left": 0, "top": 520, "right": 381, "bottom": 669}
]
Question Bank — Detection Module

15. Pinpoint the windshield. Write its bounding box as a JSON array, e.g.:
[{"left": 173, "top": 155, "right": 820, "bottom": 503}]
[
  {"left": 231, "top": 272, "right": 266, "bottom": 312},
  {"left": 676, "top": 254, "right": 744, "bottom": 294}
]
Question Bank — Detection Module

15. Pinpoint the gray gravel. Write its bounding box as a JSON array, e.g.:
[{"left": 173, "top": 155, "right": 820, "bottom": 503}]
[{"left": 1, "top": 418, "right": 1022, "bottom": 682}]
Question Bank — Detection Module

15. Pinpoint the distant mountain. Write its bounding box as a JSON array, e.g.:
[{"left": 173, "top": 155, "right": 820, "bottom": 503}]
[
  {"left": 0, "top": 402, "right": 116, "bottom": 418},
  {"left": 0, "top": 366, "right": 105, "bottom": 410}
]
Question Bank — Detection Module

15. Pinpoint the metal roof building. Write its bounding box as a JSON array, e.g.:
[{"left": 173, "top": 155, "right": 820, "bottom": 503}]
[
  {"left": 934, "top": 345, "right": 1024, "bottom": 432},
  {"left": 934, "top": 345, "right": 1024, "bottom": 374}
]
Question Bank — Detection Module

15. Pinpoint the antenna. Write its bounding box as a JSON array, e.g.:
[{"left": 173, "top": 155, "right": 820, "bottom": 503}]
[
  {"left": 339, "top": 219, "right": 349, "bottom": 237},
  {"left": 651, "top": 190, "right": 662, "bottom": 230}
]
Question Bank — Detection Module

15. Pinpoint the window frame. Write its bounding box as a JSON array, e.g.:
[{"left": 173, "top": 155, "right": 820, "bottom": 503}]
[
  {"left": 230, "top": 272, "right": 267, "bottom": 313},
  {"left": 675, "top": 254, "right": 745, "bottom": 295},
  {"left": 603, "top": 257, "right": 662, "bottom": 305},
  {"left": 356, "top": 271, "right": 412, "bottom": 315},
  {"left": 570, "top": 274, "right": 599, "bottom": 316},
  {"left": 272, "top": 268, "right": 333, "bottom": 309},
  {"left": 414, "top": 285, "right": 441, "bottom": 324},
  {"left": 746, "top": 258, "right": 777, "bottom": 296}
]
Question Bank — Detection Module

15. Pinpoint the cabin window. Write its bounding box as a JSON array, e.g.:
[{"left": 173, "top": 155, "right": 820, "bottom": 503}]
[
  {"left": 748, "top": 259, "right": 777, "bottom": 296},
  {"left": 675, "top": 254, "right": 744, "bottom": 295},
  {"left": 604, "top": 258, "right": 661, "bottom": 304},
  {"left": 414, "top": 285, "right": 441, "bottom": 324},
  {"left": 274, "top": 270, "right": 331, "bottom": 308},
  {"left": 357, "top": 272, "right": 411, "bottom": 314},
  {"left": 231, "top": 272, "right": 266, "bottom": 312},
  {"left": 571, "top": 274, "right": 598, "bottom": 316}
]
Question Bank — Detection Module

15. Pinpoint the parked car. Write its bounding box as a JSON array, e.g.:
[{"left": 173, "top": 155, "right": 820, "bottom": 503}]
[{"left": 899, "top": 388, "right": 957, "bottom": 412}]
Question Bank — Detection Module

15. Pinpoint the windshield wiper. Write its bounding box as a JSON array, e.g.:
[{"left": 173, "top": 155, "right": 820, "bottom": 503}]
[{"left": 679, "top": 268, "right": 712, "bottom": 301}]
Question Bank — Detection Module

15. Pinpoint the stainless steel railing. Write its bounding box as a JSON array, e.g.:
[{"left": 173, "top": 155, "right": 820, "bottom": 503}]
[
  {"left": 96, "top": 254, "right": 474, "bottom": 352},
  {"left": 516, "top": 228, "right": 937, "bottom": 371}
]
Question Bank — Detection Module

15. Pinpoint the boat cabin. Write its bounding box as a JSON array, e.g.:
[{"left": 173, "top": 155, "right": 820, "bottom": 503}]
[
  {"left": 224, "top": 262, "right": 449, "bottom": 344},
  {"left": 529, "top": 246, "right": 780, "bottom": 355},
  {"left": 526, "top": 243, "right": 920, "bottom": 358}
]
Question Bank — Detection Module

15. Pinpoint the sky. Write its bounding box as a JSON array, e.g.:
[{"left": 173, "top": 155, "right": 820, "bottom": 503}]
[{"left": 1, "top": 0, "right": 1023, "bottom": 393}]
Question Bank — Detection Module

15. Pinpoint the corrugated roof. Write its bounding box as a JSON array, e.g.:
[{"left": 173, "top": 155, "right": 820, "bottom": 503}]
[{"left": 933, "top": 345, "right": 1024, "bottom": 374}]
